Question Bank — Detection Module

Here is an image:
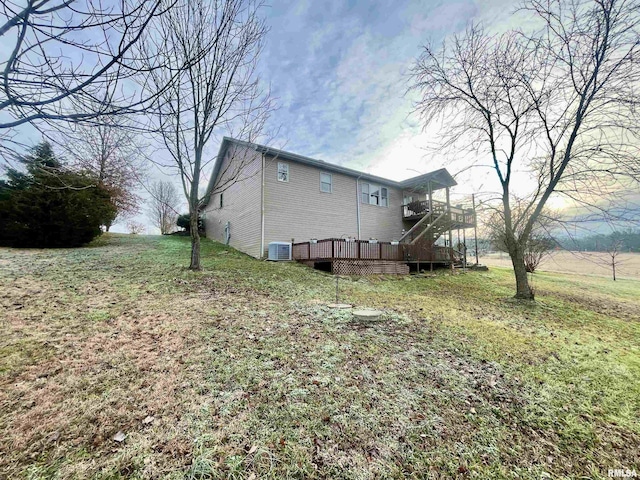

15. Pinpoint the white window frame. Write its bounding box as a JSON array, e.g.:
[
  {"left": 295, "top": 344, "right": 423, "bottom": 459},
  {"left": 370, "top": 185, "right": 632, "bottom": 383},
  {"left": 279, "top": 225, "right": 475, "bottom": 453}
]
[
  {"left": 369, "top": 184, "right": 380, "bottom": 205},
  {"left": 320, "top": 172, "right": 332, "bottom": 193},
  {"left": 361, "top": 182, "right": 369, "bottom": 204},
  {"left": 277, "top": 162, "right": 289, "bottom": 182},
  {"left": 361, "top": 182, "right": 389, "bottom": 207}
]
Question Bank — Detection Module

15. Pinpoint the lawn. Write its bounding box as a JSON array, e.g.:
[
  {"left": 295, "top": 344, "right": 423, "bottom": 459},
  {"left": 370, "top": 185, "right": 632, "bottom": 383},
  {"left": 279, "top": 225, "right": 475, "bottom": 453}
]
[{"left": 1, "top": 234, "right": 638, "bottom": 479}]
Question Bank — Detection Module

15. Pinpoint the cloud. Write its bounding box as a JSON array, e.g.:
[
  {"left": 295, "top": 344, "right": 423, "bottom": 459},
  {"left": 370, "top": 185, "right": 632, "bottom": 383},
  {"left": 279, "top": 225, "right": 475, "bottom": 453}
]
[
  {"left": 260, "top": 0, "right": 498, "bottom": 182},
  {"left": 1, "top": 0, "right": 530, "bottom": 233}
]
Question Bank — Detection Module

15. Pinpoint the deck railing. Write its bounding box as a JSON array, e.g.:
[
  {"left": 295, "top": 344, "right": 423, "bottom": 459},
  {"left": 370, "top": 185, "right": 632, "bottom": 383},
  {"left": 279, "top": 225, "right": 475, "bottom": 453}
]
[
  {"left": 402, "top": 199, "right": 475, "bottom": 225},
  {"left": 292, "top": 238, "right": 454, "bottom": 263}
]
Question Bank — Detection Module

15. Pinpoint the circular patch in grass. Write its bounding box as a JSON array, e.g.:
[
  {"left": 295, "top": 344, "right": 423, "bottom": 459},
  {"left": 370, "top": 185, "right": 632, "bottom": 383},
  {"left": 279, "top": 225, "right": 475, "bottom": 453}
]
[
  {"left": 327, "top": 303, "right": 352, "bottom": 309},
  {"left": 352, "top": 309, "right": 383, "bottom": 321}
]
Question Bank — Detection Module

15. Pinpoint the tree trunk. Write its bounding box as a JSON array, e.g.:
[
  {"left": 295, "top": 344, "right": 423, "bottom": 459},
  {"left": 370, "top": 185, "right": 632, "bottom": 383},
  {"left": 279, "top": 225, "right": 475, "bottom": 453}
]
[
  {"left": 509, "top": 244, "right": 534, "bottom": 299},
  {"left": 612, "top": 260, "right": 616, "bottom": 281},
  {"left": 189, "top": 208, "right": 201, "bottom": 271}
]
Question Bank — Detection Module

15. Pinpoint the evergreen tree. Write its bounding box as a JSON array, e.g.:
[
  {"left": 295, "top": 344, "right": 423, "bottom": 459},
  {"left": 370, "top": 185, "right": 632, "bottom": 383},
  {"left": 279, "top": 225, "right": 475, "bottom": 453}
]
[{"left": 0, "top": 142, "right": 116, "bottom": 248}]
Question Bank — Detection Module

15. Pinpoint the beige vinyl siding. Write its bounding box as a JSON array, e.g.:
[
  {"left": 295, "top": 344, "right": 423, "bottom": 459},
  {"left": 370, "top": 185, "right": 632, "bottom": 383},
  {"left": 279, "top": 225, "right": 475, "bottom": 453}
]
[
  {"left": 358, "top": 183, "right": 405, "bottom": 242},
  {"left": 263, "top": 155, "right": 406, "bottom": 254},
  {"left": 204, "top": 145, "right": 263, "bottom": 258},
  {"left": 263, "top": 155, "right": 359, "bottom": 253}
]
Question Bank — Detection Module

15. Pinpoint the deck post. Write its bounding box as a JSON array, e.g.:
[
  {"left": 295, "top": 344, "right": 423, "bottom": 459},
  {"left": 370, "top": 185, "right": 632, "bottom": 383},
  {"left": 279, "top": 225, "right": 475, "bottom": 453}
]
[
  {"left": 463, "top": 228, "right": 467, "bottom": 270},
  {"left": 472, "top": 193, "right": 479, "bottom": 266},
  {"left": 331, "top": 240, "right": 334, "bottom": 259},
  {"left": 446, "top": 186, "right": 453, "bottom": 272},
  {"left": 357, "top": 240, "right": 360, "bottom": 259}
]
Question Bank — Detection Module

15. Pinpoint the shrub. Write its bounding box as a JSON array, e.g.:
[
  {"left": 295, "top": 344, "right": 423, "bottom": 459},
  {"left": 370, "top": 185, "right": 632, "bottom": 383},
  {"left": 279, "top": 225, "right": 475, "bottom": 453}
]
[
  {"left": 126, "top": 221, "right": 146, "bottom": 235},
  {"left": 0, "top": 142, "right": 116, "bottom": 248},
  {"left": 177, "top": 213, "right": 203, "bottom": 232},
  {"left": 523, "top": 236, "right": 556, "bottom": 273}
]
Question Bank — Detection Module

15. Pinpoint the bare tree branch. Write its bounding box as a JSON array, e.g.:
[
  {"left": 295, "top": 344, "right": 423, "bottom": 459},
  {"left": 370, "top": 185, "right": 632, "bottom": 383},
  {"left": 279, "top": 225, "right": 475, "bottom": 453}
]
[
  {"left": 138, "top": 0, "right": 273, "bottom": 270},
  {"left": 0, "top": 0, "right": 179, "bottom": 165},
  {"left": 411, "top": 0, "right": 640, "bottom": 299}
]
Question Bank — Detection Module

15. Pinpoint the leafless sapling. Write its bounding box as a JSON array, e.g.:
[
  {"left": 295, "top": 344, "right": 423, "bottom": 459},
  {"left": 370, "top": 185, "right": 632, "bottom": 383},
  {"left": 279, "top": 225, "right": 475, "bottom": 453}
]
[
  {"left": 138, "top": 0, "right": 272, "bottom": 270},
  {"left": 148, "top": 181, "right": 180, "bottom": 235}
]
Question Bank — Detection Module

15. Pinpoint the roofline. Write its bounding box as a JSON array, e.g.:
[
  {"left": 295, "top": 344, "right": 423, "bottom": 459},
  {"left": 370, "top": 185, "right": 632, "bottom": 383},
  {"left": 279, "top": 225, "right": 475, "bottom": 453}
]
[
  {"left": 399, "top": 169, "right": 457, "bottom": 189},
  {"left": 202, "top": 137, "right": 457, "bottom": 207}
]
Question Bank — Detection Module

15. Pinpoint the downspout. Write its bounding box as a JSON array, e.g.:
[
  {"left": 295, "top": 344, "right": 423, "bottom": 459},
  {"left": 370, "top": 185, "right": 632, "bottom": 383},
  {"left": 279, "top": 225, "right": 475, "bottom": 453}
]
[
  {"left": 260, "top": 151, "right": 266, "bottom": 258},
  {"left": 355, "top": 174, "right": 362, "bottom": 240}
]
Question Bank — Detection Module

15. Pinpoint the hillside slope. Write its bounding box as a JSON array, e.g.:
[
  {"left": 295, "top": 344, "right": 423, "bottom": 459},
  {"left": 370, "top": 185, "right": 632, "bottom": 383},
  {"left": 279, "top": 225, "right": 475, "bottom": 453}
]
[{"left": 1, "top": 234, "right": 638, "bottom": 478}]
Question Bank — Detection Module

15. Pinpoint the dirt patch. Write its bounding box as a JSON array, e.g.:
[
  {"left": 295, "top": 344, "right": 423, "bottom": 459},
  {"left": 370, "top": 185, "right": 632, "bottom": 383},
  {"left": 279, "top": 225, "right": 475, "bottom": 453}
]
[{"left": 539, "top": 289, "right": 640, "bottom": 322}]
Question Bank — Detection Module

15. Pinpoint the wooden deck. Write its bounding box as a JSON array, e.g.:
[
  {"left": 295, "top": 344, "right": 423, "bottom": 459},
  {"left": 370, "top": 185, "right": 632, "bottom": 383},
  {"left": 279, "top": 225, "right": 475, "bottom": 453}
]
[{"left": 292, "top": 238, "right": 454, "bottom": 275}]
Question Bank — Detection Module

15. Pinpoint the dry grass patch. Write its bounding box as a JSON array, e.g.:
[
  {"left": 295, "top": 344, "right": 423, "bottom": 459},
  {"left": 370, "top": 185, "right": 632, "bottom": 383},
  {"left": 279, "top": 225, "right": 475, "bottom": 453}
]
[
  {"left": 1, "top": 291, "right": 217, "bottom": 477},
  {"left": 1, "top": 235, "right": 639, "bottom": 479}
]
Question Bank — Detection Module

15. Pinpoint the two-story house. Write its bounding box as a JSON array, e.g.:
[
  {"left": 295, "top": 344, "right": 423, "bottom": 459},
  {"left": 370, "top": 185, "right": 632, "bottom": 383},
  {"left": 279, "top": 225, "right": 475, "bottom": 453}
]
[{"left": 202, "top": 137, "right": 475, "bottom": 274}]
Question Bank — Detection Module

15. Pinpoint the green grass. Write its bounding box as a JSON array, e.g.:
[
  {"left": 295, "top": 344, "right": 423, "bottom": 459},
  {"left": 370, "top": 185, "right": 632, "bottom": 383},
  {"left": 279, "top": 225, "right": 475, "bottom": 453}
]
[{"left": 0, "top": 234, "right": 638, "bottom": 479}]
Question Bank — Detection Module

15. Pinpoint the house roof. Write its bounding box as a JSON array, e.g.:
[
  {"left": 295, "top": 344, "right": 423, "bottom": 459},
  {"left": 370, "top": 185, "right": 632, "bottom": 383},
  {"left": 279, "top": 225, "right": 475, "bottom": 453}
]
[{"left": 202, "top": 137, "right": 457, "bottom": 206}]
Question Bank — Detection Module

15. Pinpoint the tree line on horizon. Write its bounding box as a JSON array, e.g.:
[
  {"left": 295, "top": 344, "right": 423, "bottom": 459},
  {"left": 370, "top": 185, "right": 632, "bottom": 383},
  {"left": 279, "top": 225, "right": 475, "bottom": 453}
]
[{"left": 556, "top": 230, "right": 640, "bottom": 253}]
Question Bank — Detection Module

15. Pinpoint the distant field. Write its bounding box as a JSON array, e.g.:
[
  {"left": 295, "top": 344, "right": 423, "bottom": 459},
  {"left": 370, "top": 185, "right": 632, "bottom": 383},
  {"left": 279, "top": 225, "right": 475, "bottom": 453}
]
[{"left": 481, "top": 250, "right": 640, "bottom": 280}]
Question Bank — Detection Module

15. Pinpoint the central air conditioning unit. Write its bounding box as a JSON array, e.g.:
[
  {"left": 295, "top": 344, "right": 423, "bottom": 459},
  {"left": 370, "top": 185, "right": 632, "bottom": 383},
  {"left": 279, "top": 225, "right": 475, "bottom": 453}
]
[{"left": 268, "top": 241, "right": 292, "bottom": 261}]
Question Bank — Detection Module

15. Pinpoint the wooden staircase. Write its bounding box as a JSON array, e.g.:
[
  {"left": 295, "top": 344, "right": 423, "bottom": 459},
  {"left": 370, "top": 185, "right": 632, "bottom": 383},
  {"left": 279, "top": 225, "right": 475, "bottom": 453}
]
[
  {"left": 399, "top": 209, "right": 449, "bottom": 245},
  {"left": 399, "top": 200, "right": 475, "bottom": 265}
]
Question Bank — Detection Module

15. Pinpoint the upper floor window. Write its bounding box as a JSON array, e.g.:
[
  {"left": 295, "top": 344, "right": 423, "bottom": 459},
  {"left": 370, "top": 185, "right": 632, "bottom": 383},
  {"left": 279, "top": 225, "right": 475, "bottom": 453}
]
[
  {"left": 320, "top": 172, "right": 332, "bottom": 193},
  {"left": 219, "top": 192, "right": 224, "bottom": 208},
  {"left": 277, "top": 162, "right": 289, "bottom": 182},
  {"left": 361, "top": 182, "right": 388, "bottom": 207}
]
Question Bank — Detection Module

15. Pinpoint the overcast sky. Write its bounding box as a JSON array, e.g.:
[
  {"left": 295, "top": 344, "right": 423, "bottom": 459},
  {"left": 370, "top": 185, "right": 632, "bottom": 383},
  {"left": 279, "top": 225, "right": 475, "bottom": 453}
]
[
  {"left": 256, "top": 0, "right": 517, "bottom": 192},
  {"left": 3, "top": 0, "right": 532, "bottom": 233},
  {"left": 262, "top": 0, "right": 492, "bottom": 175},
  {"left": 121, "top": 0, "right": 521, "bottom": 233}
]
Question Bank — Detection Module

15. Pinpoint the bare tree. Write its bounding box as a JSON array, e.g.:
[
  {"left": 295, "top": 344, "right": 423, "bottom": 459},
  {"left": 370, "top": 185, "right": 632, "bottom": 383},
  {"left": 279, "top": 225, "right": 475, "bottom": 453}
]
[
  {"left": 126, "top": 220, "right": 145, "bottom": 235},
  {"left": 54, "top": 119, "right": 146, "bottom": 230},
  {"left": 0, "top": 0, "right": 177, "bottom": 163},
  {"left": 412, "top": 0, "right": 640, "bottom": 299},
  {"left": 148, "top": 181, "right": 180, "bottom": 235},
  {"left": 139, "top": 0, "right": 272, "bottom": 270},
  {"left": 486, "top": 203, "right": 557, "bottom": 274},
  {"left": 606, "top": 238, "right": 624, "bottom": 281}
]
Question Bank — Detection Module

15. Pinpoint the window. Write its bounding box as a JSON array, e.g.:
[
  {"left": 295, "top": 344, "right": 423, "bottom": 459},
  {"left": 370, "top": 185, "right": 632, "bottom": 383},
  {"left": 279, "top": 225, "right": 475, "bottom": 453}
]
[
  {"left": 361, "top": 182, "right": 369, "bottom": 204},
  {"left": 320, "top": 172, "right": 332, "bottom": 193},
  {"left": 370, "top": 185, "right": 380, "bottom": 205},
  {"left": 361, "top": 182, "right": 389, "bottom": 207},
  {"left": 381, "top": 187, "right": 388, "bottom": 207},
  {"left": 219, "top": 192, "right": 223, "bottom": 208},
  {"left": 277, "top": 162, "right": 289, "bottom": 182}
]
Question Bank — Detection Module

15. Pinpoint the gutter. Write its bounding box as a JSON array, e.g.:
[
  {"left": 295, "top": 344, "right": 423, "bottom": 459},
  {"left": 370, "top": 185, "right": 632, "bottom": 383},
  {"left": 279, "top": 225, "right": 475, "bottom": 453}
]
[
  {"left": 355, "top": 174, "right": 362, "bottom": 240},
  {"left": 260, "top": 151, "right": 266, "bottom": 258}
]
